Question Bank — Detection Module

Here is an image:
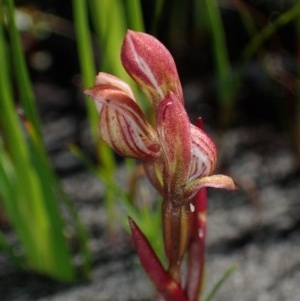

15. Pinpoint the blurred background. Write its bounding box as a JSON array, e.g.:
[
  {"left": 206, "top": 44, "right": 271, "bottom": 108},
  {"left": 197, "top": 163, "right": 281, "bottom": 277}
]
[
  {"left": 16, "top": 0, "right": 300, "bottom": 129},
  {"left": 1, "top": 1, "right": 300, "bottom": 300}
]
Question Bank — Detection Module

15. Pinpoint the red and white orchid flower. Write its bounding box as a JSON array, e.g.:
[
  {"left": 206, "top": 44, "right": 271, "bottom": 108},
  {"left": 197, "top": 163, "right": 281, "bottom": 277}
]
[
  {"left": 85, "top": 30, "right": 235, "bottom": 300},
  {"left": 85, "top": 30, "right": 233, "bottom": 196}
]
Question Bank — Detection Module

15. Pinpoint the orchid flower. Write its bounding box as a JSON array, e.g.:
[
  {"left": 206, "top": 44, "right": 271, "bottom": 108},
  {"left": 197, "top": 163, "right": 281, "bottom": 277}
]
[{"left": 85, "top": 30, "right": 235, "bottom": 301}]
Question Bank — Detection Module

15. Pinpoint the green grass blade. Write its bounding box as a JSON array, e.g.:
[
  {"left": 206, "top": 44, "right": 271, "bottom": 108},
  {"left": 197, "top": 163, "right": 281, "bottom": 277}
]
[
  {"left": 73, "top": 0, "right": 119, "bottom": 231},
  {"left": 234, "top": 0, "right": 257, "bottom": 35},
  {"left": 73, "top": 0, "right": 98, "bottom": 140},
  {"left": 73, "top": 0, "right": 96, "bottom": 86},
  {"left": 0, "top": 142, "right": 25, "bottom": 268},
  {"left": 88, "top": 0, "right": 129, "bottom": 78},
  {"left": 240, "top": 2, "right": 300, "bottom": 63},
  {"left": 151, "top": 0, "right": 165, "bottom": 34},
  {"left": 26, "top": 123, "right": 76, "bottom": 281},
  {"left": 88, "top": 0, "right": 124, "bottom": 73},
  {"left": 0, "top": 2, "right": 81, "bottom": 282},
  {"left": 4, "top": 0, "right": 42, "bottom": 137},
  {"left": 121, "top": 195, "right": 164, "bottom": 263},
  {"left": 124, "top": 0, "right": 144, "bottom": 31},
  {"left": 202, "top": 0, "right": 233, "bottom": 107},
  {"left": 0, "top": 6, "right": 28, "bottom": 172}
]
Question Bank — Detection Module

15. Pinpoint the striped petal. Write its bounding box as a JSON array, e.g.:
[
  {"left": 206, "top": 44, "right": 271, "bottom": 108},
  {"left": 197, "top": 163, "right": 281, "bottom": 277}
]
[
  {"left": 188, "top": 124, "right": 217, "bottom": 181},
  {"left": 84, "top": 83, "right": 160, "bottom": 160},
  {"left": 90, "top": 72, "right": 135, "bottom": 113},
  {"left": 121, "top": 30, "right": 183, "bottom": 109},
  {"left": 94, "top": 72, "right": 135, "bottom": 99}
]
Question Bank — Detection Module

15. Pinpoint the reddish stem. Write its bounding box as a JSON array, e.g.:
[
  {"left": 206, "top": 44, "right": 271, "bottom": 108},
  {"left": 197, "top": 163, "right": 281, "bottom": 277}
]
[{"left": 186, "top": 188, "right": 207, "bottom": 301}]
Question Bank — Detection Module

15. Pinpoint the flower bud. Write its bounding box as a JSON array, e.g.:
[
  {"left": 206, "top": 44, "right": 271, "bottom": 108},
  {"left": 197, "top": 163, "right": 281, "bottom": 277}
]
[{"left": 121, "top": 30, "right": 183, "bottom": 109}]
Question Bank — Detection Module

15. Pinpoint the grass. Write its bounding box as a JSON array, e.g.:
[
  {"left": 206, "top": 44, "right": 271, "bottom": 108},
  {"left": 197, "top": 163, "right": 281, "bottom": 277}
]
[{"left": 0, "top": 0, "right": 90, "bottom": 282}]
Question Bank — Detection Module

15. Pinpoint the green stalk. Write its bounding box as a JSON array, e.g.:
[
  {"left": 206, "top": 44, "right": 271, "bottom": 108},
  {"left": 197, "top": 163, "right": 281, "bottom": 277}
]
[
  {"left": 73, "top": 0, "right": 98, "bottom": 139},
  {"left": 5, "top": 0, "right": 42, "bottom": 137},
  {"left": 151, "top": 0, "right": 165, "bottom": 34},
  {"left": 125, "top": 0, "right": 144, "bottom": 31},
  {"left": 73, "top": 0, "right": 112, "bottom": 231},
  {"left": 74, "top": 0, "right": 120, "bottom": 232},
  {"left": 0, "top": 22, "right": 55, "bottom": 277},
  {"left": 202, "top": 0, "right": 234, "bottom": 126},
  {"left": 203, "top": 0, "right": 232, "bottom": 104},
  {"left": 88, "top": 0, "right": 127, "bottom": 76}
]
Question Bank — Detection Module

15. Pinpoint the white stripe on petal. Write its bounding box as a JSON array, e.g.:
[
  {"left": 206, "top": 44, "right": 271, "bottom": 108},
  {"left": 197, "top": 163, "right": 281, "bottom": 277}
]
[
  {"left": 127, "top": 34, "right": 165, "bottom": 100},
  {"left": 95, "top": 72, "right": 135, "bottom": 100},
  {"left": 189, "top": 125, "right": 217, "bottom": 181}
]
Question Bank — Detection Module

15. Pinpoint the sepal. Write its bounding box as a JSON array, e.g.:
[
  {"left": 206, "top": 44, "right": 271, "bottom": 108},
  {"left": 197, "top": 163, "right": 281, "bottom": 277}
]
[
  {"left": 84, "top": 78, "right": 160, "bottom": 160},
  {"left": 94, "top": 72, "right": 135, "bottom": 99},
  {"left": 156, "top": 93, "right": 192, "bottom": 203}
]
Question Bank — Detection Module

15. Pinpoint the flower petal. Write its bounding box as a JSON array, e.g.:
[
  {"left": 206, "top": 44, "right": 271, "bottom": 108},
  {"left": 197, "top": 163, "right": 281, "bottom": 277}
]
[
  {"left": 156, "top": 92, "right": 192, "bottom": 203},
  {"left": 188, "top": 124, "right": 217, "bottom": 181},
  {"left": 94, "top": 72, "right": 135, "bottom": 99},
  {"left": 121, "top": 30, "right": 183, "bottom": 108},
  {"left": 89, "top": 72, "right": 136, "bottom": 113},
  {"left": 184, "top": 174, "right": 236, "bottom": 200},
  {"left": 84, "top": 83, "right": 160, "bottom": 160}
]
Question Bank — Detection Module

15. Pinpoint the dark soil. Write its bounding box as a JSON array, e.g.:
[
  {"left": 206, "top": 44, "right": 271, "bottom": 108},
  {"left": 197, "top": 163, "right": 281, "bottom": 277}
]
[{"left": 1, "top": 78, "right": 300, "bottom": 301}]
